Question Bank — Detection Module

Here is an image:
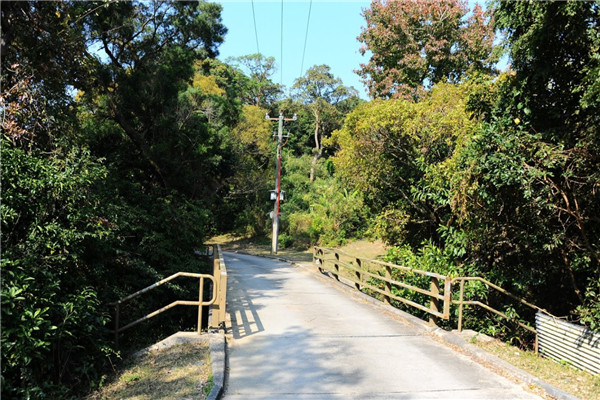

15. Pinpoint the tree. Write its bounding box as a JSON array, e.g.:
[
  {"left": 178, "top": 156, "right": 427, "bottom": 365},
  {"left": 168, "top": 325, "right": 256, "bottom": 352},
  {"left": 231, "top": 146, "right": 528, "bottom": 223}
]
[
  {"left": 83, "top": 0, "right": 227, "bottom": 191},
  {"left": 219, "top": 104, "right": 274, "bottom": 235},
  {"left": 292, "top": 65, "right": 359, "bottom": 182},
  {"left": 357, "top": 0, "right": 496, "bottom": 99},
  {"left": 1, "top": 1, "right": 94, "bottom": 150},
  {"left": 493, "top": 0, "right": 600, "bottom": 320},
  {"left": 450, "top": 1, "right": 600, "bottom": 324},
  {"left": 493, "top": 0, "right": 600, "bottom": 143},
  {"left": 330, "top": 83, "right": 480, "bottom": 246},
  {"left": 228, "top": 53, "right": 283, "bottom": 107},
  {"left": 1, "top": 2, "right": 233, "bottom": 397}
]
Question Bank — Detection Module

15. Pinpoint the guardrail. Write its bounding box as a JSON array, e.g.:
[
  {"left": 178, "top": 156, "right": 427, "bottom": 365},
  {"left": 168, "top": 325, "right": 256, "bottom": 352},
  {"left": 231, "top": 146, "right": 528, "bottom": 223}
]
[
  {"left": 314, "top": 246, "right": 451, "bottom": 325},
  {"left": 110, "top": 244, "right": 227, "bottom": 346},
  {"left": 313, "top": 246, "right": 563, "bottom": 354},
  {"left": 451, "top": 276, "right": 558, "bottom": 352},
  {"left": 536, "top": 312, "right": 600, "bottom": 375},
  {"left": 210, "top": 244, "right": 228, "bottom": 329}
]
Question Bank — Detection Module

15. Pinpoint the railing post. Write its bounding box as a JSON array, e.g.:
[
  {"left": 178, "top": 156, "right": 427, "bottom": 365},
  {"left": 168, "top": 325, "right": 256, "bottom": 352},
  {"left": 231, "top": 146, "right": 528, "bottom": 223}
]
[
  {"left": 213, "top": 245, "right": 219, "bottom": 277},
  {"left": 315, "top": 248, "right": 324, "bottom": 273},
  {"left": 219, "top": 267, "right": 228, "bottom": 328},
  {"left": 442, "top": 277, "right": 451, "bottom": 319},
  {"left": 334, "top": 252, "right": 340, "bottom": 281},
  {"left": 355, "top": 258, "right": 362, "bottom": 291},
  {"left": 429, "top": 277, "right": 440, "bottom": 326},
  {"left": 210, "top": 245, "right": 220, "bottom": 329},
  {"left": 198, "top": 276, "right": 203, "bottom": 333},
  {"left": 458, "top": 279, "right": 465, "bottom": 332},
  {"left": 384, "top": 265, "right": 392, "bottom": 306}
]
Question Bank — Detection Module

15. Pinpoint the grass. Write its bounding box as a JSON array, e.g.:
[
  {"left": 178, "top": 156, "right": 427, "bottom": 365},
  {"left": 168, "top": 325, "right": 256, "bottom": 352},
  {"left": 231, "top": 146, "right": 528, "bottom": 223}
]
[
  {"left": 88, "top": 340, "right": 212, "bottom": 400},
  {"left": 210, "top": 233, "right": 388, "bottom": 265},
  {"left": 472, "top": 337, "right": 600, "bottom": 400}
]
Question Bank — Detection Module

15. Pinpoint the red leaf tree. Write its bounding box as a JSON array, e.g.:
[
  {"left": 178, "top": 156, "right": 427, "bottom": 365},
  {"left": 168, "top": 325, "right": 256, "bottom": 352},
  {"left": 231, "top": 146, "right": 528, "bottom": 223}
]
[{"left": 357, "top": 0, "right": 496, "bottom": 100}]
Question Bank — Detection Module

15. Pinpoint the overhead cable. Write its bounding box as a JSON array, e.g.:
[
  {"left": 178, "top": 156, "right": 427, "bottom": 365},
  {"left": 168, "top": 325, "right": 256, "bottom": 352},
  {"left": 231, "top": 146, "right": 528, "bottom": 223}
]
[
  {"left": 280, "top": 0, "right": 284, "bottom": 85},
  {"left": 251, "top": 0, "right": 260, "bottom": 54},
  {"left": 300, "top": 0, "right": 313, "bottom": 77}
]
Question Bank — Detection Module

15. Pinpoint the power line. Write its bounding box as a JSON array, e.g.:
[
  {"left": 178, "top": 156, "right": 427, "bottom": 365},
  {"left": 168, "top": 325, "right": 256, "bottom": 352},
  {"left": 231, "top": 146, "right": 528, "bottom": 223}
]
[
  {"left": 300, "top": 0, "right": 313, "bottom": 77},
  {"left": 251, "top": 0, "right": 260, "bottom": 54},
  {"left": 280, "top": 0, "right": 284, "bottom": 85}
]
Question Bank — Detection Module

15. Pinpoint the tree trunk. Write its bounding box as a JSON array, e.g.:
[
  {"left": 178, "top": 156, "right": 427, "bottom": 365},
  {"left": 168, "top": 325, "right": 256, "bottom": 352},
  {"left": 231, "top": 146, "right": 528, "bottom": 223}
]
[
  {"left": 562, "top": 250, "right": 585, "bottom": 304},
  {"left": 112, "top": 106, "right": 171, "bottom": 190},
  {"left": 310, "top": 112, "right": 321, "bottom": 183}
]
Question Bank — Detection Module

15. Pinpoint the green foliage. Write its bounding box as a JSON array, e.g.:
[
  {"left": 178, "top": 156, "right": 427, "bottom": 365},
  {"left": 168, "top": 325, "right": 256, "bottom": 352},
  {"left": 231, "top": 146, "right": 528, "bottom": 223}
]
[
  {"left": 493, "top": 0, "right": 600, "bottom": 141},
  {"left": 577, "top": 278, "right": 600, "bottom": 331},
  {"left": 473, "top": 0, "right": 600, "bottom": 325},
  {"left": 292, "top": 65, "right": 361, "bottom": 183},
  {"left": 1, "top": 142, "right": 117, "bottom": 399},
  {"left": 331, "top": 83, "right": 480, "bottom": 246},
  {"left": 371, "top": 208, "right": 410, "bottom": 246},
  {"left": 382, "top": 242, "right": 481, "bottom": 321},
  {"left": 382, "top": 242, "right": 534, "bottom": 344},
  {"left": 285, "top": 177, "right": 368, "bottom": 247},
  {"left": 277, "top": 155, "right": 367, "bottom": 247},
  {"left": 323, "top": 1, "right": 600, "bottom": 338},
  {"left": 2, "top": 2, "right": 231, "bottom": 398},
  {"left": 227, "top": 53, "right": 283, "bottom": 107}
]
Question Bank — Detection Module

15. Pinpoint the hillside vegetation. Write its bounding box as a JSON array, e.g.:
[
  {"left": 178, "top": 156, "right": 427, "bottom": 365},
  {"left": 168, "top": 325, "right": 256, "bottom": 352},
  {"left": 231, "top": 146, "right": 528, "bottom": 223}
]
[{"left": 2, "top": 1, "right": 598, "bottom": 398}]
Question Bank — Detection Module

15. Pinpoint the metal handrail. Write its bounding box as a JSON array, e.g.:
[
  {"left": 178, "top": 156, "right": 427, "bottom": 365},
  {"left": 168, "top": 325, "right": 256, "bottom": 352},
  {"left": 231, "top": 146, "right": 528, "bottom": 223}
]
[
  {"left": 451, "top": 276, "right": 559, "bottom": 352},
  {"left": 111, "top": 271, "right": 215, "bottom": 306},
  {"left": 110, "top": 244, "right": 230, "bottom": 345},
  {"left": 111, "top": 272, "right": 216, "bottom": 346}
]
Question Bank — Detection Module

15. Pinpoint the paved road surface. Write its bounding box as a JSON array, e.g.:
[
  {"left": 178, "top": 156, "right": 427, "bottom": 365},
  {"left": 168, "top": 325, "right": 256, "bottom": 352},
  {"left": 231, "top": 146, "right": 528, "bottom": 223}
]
[{"left": 222, "top": 252, "right": 542, "bottom": 400}]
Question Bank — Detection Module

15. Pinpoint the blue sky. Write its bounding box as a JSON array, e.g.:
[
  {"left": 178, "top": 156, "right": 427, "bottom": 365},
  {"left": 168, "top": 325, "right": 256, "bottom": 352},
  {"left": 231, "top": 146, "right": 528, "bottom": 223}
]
[
  {"left": 212, "top": 1, "right": 499, "bottom": 99},
  {"left": 213, "top": 0, "right": 372, "bottom": 98}
]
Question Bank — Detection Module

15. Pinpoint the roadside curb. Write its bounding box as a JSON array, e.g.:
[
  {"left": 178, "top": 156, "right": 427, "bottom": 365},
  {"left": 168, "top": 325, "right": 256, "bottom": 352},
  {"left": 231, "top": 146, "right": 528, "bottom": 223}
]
[
  {"left": 207, "top": 330, "right": 226, "bottom": 400},
  {"left": 231, "top": 250, "right": 581, "bottom": 400},
  {"left": 431, "top": 328, "right": 580, "bottom": 400}
]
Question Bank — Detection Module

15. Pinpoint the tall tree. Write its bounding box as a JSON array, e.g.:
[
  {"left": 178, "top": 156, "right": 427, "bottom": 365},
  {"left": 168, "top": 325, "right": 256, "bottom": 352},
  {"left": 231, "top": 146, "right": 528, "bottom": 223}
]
[
  {"left": 83, "top": 0, "right": 227, "bottom": 192},
  {"left": 451, "top": 1, "right": 600, "bottom": 323},
  {"left": 1, "top": 2, "right": 233, "bottom": 398},
  {"left": 494, "top": 0, "right": 600, "bottom": 143},
  {"left": 292, "top": 65, "right": 358, "bottom": 182},
  {"left": 357, "top": 0, "right": 496, "bottom": 99},
  {"left": 331, "top": 83, "right": 480, "bottom": 245},
  {"left": 228, "top": 53, "right": 283, "bottom": 107}
]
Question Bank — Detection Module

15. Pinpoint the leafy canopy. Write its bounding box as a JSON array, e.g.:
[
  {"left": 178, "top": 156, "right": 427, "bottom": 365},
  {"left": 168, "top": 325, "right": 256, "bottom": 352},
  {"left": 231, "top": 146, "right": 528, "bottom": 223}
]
[{"left": 357, "top": 0, "right": 497, "bottom": 99}]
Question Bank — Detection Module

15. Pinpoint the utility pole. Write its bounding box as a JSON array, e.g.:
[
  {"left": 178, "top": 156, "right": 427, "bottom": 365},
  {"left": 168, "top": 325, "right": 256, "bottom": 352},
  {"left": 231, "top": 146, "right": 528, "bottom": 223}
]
[{"left": 266, "top": 112, "right": 296, "bottom": 254}]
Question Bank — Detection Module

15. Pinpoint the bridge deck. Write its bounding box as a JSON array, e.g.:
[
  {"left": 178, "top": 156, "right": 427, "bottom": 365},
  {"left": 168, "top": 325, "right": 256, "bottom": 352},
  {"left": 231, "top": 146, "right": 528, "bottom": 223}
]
[{"left": 222, "top": 252, "right": 541, "bottom": 400}]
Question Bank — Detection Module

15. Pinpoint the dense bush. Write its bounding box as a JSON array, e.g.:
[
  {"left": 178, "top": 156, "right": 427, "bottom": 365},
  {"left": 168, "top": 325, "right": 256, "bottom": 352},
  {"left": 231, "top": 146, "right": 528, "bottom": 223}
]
[
  {"left": 1, "top": 2, "right": 229, "bottom": 398},
  {"left": 1, "top": 143, "right": 117, "bottom": 398},
  {"left": 334, "top": 1, "right": 600, "bottom": 333}
]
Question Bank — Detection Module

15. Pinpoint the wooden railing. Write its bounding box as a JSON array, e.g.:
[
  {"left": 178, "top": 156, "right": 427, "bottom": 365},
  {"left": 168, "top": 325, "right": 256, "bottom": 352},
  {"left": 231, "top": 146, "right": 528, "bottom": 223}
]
[
  {"left": 314, "top": 246, "right": 560, "bottom": 351},
  {"left": 313, "top": 246, "right": 451, "bottom": 325}
]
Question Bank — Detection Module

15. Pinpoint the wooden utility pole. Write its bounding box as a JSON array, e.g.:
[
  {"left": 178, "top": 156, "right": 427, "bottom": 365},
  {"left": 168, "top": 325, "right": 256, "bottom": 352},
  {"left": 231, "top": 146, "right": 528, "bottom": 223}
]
[{"left": 266, "top": 112, "right": 295, "bottom": 254}]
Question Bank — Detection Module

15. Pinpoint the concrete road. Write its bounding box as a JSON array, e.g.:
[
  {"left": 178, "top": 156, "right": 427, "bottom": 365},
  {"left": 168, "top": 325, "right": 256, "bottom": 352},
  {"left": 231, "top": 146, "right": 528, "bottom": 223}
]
[{"left": 222, "top": 252, "right": 542, "bottom": 400}]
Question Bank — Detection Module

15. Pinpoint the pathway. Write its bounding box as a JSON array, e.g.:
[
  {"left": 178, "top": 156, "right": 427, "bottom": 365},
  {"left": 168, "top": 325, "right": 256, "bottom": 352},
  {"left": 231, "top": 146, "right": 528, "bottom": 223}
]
[{"left": 222, "top": 252, "right": 542, "bottom": 400}]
